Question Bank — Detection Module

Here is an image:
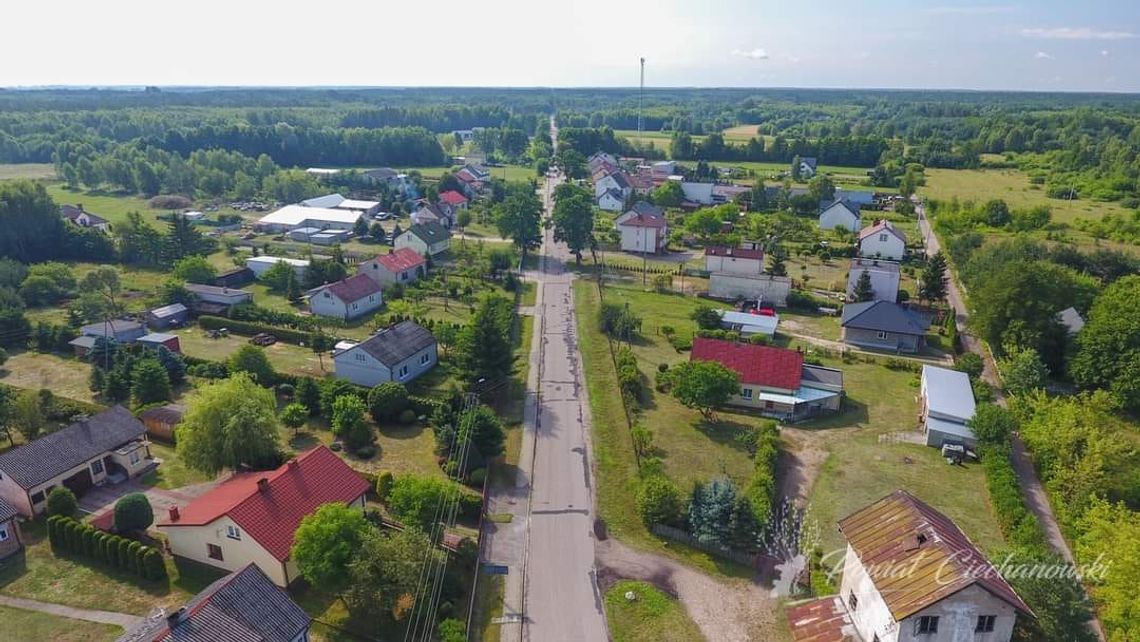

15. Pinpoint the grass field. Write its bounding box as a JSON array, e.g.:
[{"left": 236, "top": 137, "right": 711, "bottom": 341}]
[
  {"left": 604, "top": 580, "right": 704, "bottom": 642},
  {"left": 143, "top": 441, "right": 214, "bottom": 490},
  {"left": 0, "top": 521, "right": 221, "bottom": 616},
  {"left": 42, "top": 184, "right": 160, "bottom": 227},
  {"left": 0, "top": 351, "right": 97, "bottom": 403},
  {"left": 0, "top": 605, "right": 121, "bottom": 642},
  {"left": 171, "top": 328, "right": 329, "bottom": 377},
  {"left": 921, "top": 167, "right": 1130, "bottom": 225},
  {"left": 0, "top": 164, "right": 56, "bottom": 181}
]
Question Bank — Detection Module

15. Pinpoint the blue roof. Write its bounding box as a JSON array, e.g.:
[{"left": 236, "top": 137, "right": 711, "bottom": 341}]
[
  {"left": 841, "top": 301, "right": 931, "bottom": 335},
  {"left": 922, "top": 365, "right": 976, "bottom": 421}
]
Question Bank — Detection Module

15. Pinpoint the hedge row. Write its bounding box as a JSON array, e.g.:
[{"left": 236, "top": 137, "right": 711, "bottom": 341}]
[
  {"left": 981, "top": 444, "right": 1048, "bottom": 550},
  {"left": 197, "top": 315, "right": 311, "bottom": 345},
  {"left": 744, "top": 421, "right": 781, "bottom": 525},
  {"left": 46, "top": 516, "right": 167, "bottom": 581},
  {"left": 615, "top": 346, "right": 641, "bottom": 403}
]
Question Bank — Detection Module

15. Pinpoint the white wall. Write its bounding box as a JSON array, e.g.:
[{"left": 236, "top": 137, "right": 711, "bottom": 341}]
[
  {"left": 309, "top": 289, "right": 382, "bottom": 321},
  {"left": 820, "top": 203, "right": 860, "bottom": 230},
  {"left": 897, "top": 584, "right": 1017, "bottom": 642},
  {"left": 705, "top": 255, "right": 763, "bottom": 275},
  {"left": 161, "top": 515, "right": 290, "bottom": 586},
  {"left": 708, "top": 274, "right": 791, "bottom": 306},
  {"left": 597, "top": 193, "right": 623, "bottom": 211},
  {"left": 860, "top": 233, "right": 906, "bottom": 260},
  {"left": 619, "top": 225, "right": 659, "bottom": 254},
  {"left": 395, "top": 233, "right": 428, "bottom": 256},
  {"left": 334, "top": 343, "right": 438, "bottom": 387},
  {"left": 839, "top": 543, "right": 901, "bottom": 642}
]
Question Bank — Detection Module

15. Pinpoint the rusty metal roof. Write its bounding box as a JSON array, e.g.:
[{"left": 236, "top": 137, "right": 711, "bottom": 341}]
[
  {"left": 838, "top": 490, "right": 1033, "bottom": 621},
  {"left": 787, "top": 596, "right": 858, "bottom": 642}
]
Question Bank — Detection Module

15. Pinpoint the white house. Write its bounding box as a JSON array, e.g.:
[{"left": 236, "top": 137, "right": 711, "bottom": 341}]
[
  {"left": 60, "top": 204, "right": 110, "bottom": 233},
  {"left": 396, "top": 222, "right": 451, "bottom": 257},
  {"left": 596, "top": 188, "right": 625, "bottom": 212},
  {"left": 858, "top": 219, "right": 907, "bottom": 260},
  {"left": 255, "top": 205, "right": 361, "bottom": 233},
  {"left": 245, "top": 256, "right": 310, "bottom": 280},
  {"left": 790, "top": 489, "right": 1032, "bottom": 642},
  {"left": 614, "top": 202, "right": 668, "bottom": 254},
  {"left": 594, "top": 171, "right": 632, "bottom": 201},
  {"left": 357, "top": 247, "right": 428, "bottom": 287},
  {"left": 333, "top": 321, "right": 438, "bottom": 387},
  {"left": 819, "top": 199, "right": 861, "bottom": 231},
  {"left": 920, "top": 365, "right": 978, "bottom": 448},
  {"left": 157, "top": 446, "right": 369, "bottom": 587},
  {"left": 308, "top": 273, "right": 383, "bottom": 321}
]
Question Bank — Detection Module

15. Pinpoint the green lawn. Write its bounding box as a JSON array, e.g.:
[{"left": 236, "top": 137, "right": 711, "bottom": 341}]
[
  {"left": 0, "top": 521, "right": 221, "bottom": 616},
  {"left": 42, "top": 184, "right": 161, "bottom": 227},
  {"left": 0, "top": 605, "right": 121, "bottom": 642},
  {"left": 171, "top": 327, "right": 330, "bottom": 378},
  {"left": 142, "top": 441, "right": 214, "bottom": 490},
  {"left": 0, "top": 351, "right": 97, "bottom": 403},
  {"left": 0, "top": 164, "right": 56, "bottom": 181},
  {"left": 604, "top": 580, "right": 705, "bottom": 642}
]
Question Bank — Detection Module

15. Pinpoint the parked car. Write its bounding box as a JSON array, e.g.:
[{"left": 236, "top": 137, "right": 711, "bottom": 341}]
[{"left": 250, "top": 333, "right": 277, "bottom": 346}]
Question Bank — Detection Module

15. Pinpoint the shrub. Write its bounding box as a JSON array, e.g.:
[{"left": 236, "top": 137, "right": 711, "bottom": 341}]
[
  {"left": 636, "top": 475, "right": 682, "bottom": 526},
  {"left": 744, "top": 421, "right": 781, "bottom": 524},
  {"left": 614, "top": 346, "right": 641, "bottom": 403},
  {"left": 368, "top": 382, "right": 410, "bottom": 423},
  {"left": 458, "top": 492, "right": 483, "bottom": 522},
  {"left": 468, "top": 468, "right": 487, "bottom": 487},
  {"left": 127, "top": 541, "right": 144, "bottom": 573},
  {"left": 398, "top": 408, "right": 417, "bottom": 425},
  {"left": 118, "top": 538, "right": 134, "bottom": 569},
  {"left": 198, "top": 315, "right": 309, "bottom": 346},
  {"left": 656, "top": 362, "right": 669, "bottom": 373},
  {"left": 46, "top": 487, "right": 77, "bottom": 517},
  {"left": 667, "top": 334, "right": 692, "bottom": 352},
  {"left": 955, "top": 353, "right": 984, "bottom": 379},
  {"left": 439, "top": 618, "right": 466, "bottom": 642},
  {"left": 114, "top": 493, "right": 154, "bottom": 532},
  {"left": 376, "top": 471, "right": 395, "bottom": 503},
  {"left": 354, "top": 445, "right": 377, "bottom": 459}
]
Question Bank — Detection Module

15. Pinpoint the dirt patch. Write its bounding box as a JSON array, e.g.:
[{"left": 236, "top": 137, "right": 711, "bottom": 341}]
[
  {"left": 596, "top": 539, "right": 786, "bottom": 642},
  {"left": 777, "top": 427, "right": 832, "bottom": 506}
]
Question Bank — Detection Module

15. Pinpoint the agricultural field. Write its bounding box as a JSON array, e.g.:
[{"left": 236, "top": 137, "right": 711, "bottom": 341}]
[
  {"left": 0, "top": 351, "right": 97, "bottom": 403},
  {"left": 0, "top": 164, "right": 56, "bottom": 181}
]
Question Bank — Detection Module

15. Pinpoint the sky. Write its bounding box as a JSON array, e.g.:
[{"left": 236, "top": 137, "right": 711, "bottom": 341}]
[{"left": 3, "top": 0, "right": 1138, "bottom": 91}]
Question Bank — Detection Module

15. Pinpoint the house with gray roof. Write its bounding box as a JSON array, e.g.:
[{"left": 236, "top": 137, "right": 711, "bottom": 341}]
[
  {"left": 819, "top": 198, "right": 861, "bottom": 231},
  {"left": 920, "top": 365, "right": 978, "bottom": 448},
  {"left": 396, "top": 222, "right": 451, "bottom": 257},
  {"left": 116, "top": 563, "right": 310, "bottom": 642},
  {"left": 840, "top": 300, "right": 932, "bottom": 354},
  {"left": 0, "top": 406, "right": 153, "bottom": 517},
  {"left": 333, "top": 321, "right": 438, "bottom": 387}
]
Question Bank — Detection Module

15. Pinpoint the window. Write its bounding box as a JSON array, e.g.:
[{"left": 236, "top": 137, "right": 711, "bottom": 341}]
[
  {"left": 764, "top": 400, "right": 775, "bottom": 410},
  {"left": 879, "top": 233, "right": 889, "bottom": 242},
  {"left": 351, "top": 302, "right": 358, "bottom": 310},
  {"left": 323, "top": 291, "right": 331, "bottom": 298},
  {"left": 915, "top": 616, "right": 939, "bottom": 634},
  {"left": 355, "top": 353, "right": 366, "bottom": 362},
  {"left": 368, "top": 295, "right": 375, "bottom": 303},
  {"left": 976, "top": 615, "right": 996, "bottom": 632},
  {"left": 0, "top": 526, "right": 8, "bottom": 542},
  {"left": 877, "top": 331, "right": 889, "bottom": 339},
  {"left": 399, "top": 365, "right": 409, "bottom": 378},
  {"left": 129, "top": 451, "right": 140, "bottom": 465},
  {"left": 90, "top": 459, "right": 105, "bottom": 475},
  {"left": 400, "top": 271, "right": 408, "bottom": 281},
  {"left": 847, "top": 592, "right": 858, "bottom": 611},
  {"left": 225, "top": 525, "right": 241, "bottom": 540},
  {"left": 741, "top": 388, "right": 753, "bottom": 400},
  {"left": 420, "top": 353, "right": 430, "bottom": 365},
  {"left": 30, "top": 491, "right": 44, "bottom": 505},
  {"left": 207, "top": 544, "right": 224, "bottom": 561}
]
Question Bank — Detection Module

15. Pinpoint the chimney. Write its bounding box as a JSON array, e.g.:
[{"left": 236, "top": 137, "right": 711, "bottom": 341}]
[
  {"left": 166, "top": 607, "right": 187, "bottom": 627},
  {"left": 288, "top": 458, "right": 299, "bottom": 469},
  {"left": 257, "top": 478, "right": 270, "bottom": 492},
  {"left": 77, "top": 203, "right": 84, "bottom": 212},
  {"left": 168, "top": 506, "right": 180, "bottom": 522}
]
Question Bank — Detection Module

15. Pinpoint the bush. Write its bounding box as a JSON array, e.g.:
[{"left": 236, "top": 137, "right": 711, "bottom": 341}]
[
  {"left": 657, "top": 362, "right": 669, "bottom": 373},
  {"left": 198, "top": 315, "right": 310, "bottom": 345},
  {"left": 614, "top": 346, "right": 641, "bottom": 403},
  {"left": 955, "top": 353, "right": 984, "bottom": 379},
  {"left": 636, "top": 475, "right": 682, "bottom": 526},
  {"left": 354, "top": 445, "right": 377, "bottom": 459},
  {"left": 368, "top": 382, "right": 410, "bottom": 423},
  {"left": 458, "top": 492, "right": 483, "bottom": 522},
  {"left": 744, "top": 421, "right": 780, "bottom": 524},
  {"left": 439, "top": 618, "right": 466, "bottom": 642},
  {"left": 376, "top": 471, "right": 395, "bottom": 502},
  {"left": 398, "top": 408, "right": 417, "bottom": 425},
  {"left": 114, "top": 493, "right": 154, "bottom": 532},
  {"left": 142, "top": 548, "right": 167, "bottom": 581},
  {"left": 467, "top": 468, "right": 487, "bottom": 487},
  {"left": 127, "top": 541, "right": 144, "bottom": 573},
  {"left": 117, "top": 537, "right": 133, "bottom": 569},
  {"left": 667, "top": 334, "right": 692, "bottom": 352},
  {"left": 149, "top": 195, "right": 193, "bottom": 209},
  {"left": 46, "top": 487, "right": 77, "bottom": 517},
  {"left": 787, "top": 290, "right": 827, "bottom": 310}
]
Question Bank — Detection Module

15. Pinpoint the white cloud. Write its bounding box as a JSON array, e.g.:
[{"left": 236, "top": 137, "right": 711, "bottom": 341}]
[
  {"left": 929, "top": 5, "right": 1015, "bottom": 14},
  {"left": 1034, "top": 51, "right": 1053, "bottom": 59},
  {"left": 1101, "top": 49, "right": 1110, "bottom": 56},
  {"left": 731, "top": 48, "right": 769, "bottom": 60},
  {"left": 1021, "top": 27, "right": 1136, "bottom": 40}
]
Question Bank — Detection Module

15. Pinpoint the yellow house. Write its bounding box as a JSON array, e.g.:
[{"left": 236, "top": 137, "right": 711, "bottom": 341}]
[
  {"left": 157, "top": 446, "right": 370, "bottom": 587},
  {"left": 0, "top": 406, "right": 153, "bottom": 517}
]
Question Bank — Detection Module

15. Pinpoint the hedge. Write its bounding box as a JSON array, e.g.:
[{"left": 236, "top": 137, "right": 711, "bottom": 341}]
[
  {"left": 744, "top": 421, "right": 781, "bottom": 525},
  {"left": 197, "top": 315, "right": 311, "bottom": 345},
  {"left": 46, "top": 516, "right": 167, "bottom": 581},
  {"left": 614, "top": 346, "right": 641, "bottom": 403},
  {"left": 981, "top": 444, "right": 1048, "bottom": 550}
]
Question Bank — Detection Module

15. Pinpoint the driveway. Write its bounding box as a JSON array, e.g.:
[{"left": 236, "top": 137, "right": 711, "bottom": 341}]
[{"left": 80, "top": 477, "right": 221, "bottom": 529}]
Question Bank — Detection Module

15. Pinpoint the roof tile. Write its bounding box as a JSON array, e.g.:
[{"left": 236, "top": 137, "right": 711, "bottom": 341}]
[{"left": 690, "top": 338, "right": 803, "bottom": 391}]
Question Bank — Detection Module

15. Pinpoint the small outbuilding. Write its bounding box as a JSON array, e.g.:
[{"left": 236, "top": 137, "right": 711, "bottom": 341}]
[
  {"left": 139, "top": 404, "right": 184, "bottom": 442},
  {"left": 138, "top": 333, "right": 182, "bottom": 354},
  {"left": 920, "top": 365, "right": 978, "bottom": 448},
  {"left": 146, "top": 303, "right": 189, "bottom": 330}
]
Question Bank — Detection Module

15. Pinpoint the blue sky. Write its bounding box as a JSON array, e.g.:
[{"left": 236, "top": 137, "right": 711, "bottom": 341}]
[{"left": 3, "top": 0, "right": 1137, "bottom": 91}]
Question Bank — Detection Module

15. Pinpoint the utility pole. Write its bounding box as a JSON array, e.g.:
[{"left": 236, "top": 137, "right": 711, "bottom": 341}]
[{"left": 638, "top": 57, "right": 646, "bottom": 142}]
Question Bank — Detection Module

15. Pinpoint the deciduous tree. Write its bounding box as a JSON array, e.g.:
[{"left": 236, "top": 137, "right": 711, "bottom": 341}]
[
  {"left": 292, "top": 502, "right": 373, "bottom": 594},
  {"left": 176, "top": 373, "right": 281, "bottom": 475},
  {"left": 668, "top": 360, "right": 740, "bottom": 420}
]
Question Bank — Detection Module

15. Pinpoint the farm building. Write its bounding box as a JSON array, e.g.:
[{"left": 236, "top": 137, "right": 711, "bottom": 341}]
[
  {"left": 70, "top": 320, "right": 147, "bottom": 357},
  {"left": 920, "top": 365, "right": 978, "bottom": 448},
  {"left": 183, "top": 284, "right": 253, "bottom": 316},
  {"left": 138, "top": 332, "right": 182, "bottom": 353},
  {"left": 60, "top": 204, "right": 110, "bottom": 232},
  {"left": 246, "top": 256, "right": 310, "bottom": 280},
  {"left": 255, "top": 205, "right": 361, "bottom": 233},
  {"left": 214, "top": 267, "right": 256, "bottom": 288},
  {"left": 796, "top": 157, "right": 817, "bottom": 178}
]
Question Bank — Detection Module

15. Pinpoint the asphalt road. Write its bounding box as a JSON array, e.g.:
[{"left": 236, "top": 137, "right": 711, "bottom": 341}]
[{"left": 518, "top": 172, "right": 608, "bottom": 642}]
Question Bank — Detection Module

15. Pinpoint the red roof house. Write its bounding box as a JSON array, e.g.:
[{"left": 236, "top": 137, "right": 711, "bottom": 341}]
[
  {"left": 690, "top": 337, "right": 804, "bottom": 391},
  {"left": 439, "top": 190, "right": 468, "bottom": 207},
  {"left": 309, "top": 273, "right": 383, "bottom": 320},
  {"left": 358, "top": 247, "right": 428, "bottom": 286},
  {"left": 157, "top": 446, "right": 370, "bottom": 587}
]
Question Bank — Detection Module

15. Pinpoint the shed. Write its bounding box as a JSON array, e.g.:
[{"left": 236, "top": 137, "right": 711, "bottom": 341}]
[
  {"left": 140, "top": 404, "right": 185, "bottom": 442},
  {"left": 147, "top": 303, "right": 189, "bottom": 330},
  {"left": 138, "top": 333, "right": 182, "bottom": 354},
  {"left": 920, "top": 365, "right": 978, "bottom": 448},
  {"left": 717, "top": 310, "right": 779, "bottom": 337}
]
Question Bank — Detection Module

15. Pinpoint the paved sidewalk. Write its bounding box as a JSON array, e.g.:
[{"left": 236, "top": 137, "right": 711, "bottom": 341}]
[{"left": 0, "top": 594, "right": 139, "bottom": 628}]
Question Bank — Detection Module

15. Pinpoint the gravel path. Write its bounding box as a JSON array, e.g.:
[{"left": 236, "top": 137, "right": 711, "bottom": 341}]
[{"left": 596, "top": 539, "right": 783, "bottom": 642}]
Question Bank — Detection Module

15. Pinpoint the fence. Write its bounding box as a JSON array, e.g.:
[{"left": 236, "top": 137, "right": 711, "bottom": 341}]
[{"left": 650, "top": 524, "right": 756, "bottom": 567}]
